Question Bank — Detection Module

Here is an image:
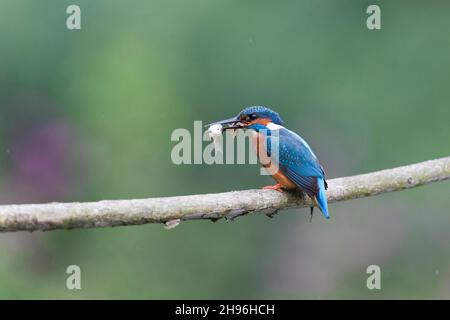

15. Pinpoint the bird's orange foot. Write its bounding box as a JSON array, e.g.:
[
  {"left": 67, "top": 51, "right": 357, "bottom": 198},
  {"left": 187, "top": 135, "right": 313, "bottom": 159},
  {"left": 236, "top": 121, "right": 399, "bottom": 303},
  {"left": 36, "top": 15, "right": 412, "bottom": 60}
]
[{"left": 262, "top": 183, "right": 283, "bottom": 192}]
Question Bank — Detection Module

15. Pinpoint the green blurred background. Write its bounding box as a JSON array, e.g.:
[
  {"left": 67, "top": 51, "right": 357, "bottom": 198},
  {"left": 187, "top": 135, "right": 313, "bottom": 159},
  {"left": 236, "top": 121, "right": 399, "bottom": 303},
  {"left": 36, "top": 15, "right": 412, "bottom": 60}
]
[{"left": 0, "top": 0, "right": 449, "bottom": 299}]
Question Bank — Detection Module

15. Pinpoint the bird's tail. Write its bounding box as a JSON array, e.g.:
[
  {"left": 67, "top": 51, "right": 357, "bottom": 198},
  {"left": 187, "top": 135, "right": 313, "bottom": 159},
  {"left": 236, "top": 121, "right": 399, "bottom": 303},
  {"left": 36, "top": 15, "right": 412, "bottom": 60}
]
[{"left": 315, "top": 177, "right": 329, "bottom": 219}]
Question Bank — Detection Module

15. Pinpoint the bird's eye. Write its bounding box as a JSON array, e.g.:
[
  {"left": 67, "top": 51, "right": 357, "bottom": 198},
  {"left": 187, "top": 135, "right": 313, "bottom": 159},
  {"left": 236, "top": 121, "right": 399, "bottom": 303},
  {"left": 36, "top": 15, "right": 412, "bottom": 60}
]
[{"left": 249, "top": 113, "right": 257, "bottom": 119}]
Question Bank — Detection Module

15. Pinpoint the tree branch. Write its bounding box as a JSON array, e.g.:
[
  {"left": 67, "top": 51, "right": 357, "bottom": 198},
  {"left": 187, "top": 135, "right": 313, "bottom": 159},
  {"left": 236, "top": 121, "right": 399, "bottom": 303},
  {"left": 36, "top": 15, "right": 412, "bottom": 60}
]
[{"left": 0, "top": 157, "right": 449, "bottom": 232}]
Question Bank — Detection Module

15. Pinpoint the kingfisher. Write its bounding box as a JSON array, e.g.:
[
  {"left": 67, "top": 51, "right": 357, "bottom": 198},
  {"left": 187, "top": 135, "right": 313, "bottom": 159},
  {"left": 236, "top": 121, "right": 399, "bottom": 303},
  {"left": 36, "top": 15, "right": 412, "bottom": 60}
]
[{"left": 209, "top": 106, "right": 329, "bottom": 220}]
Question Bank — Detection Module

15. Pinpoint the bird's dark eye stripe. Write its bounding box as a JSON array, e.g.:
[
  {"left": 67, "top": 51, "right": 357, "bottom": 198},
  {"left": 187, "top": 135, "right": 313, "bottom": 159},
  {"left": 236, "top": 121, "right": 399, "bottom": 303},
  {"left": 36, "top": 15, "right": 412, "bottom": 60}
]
[{"left": 240, "top": 113, "right": 256, "bottom": 122}]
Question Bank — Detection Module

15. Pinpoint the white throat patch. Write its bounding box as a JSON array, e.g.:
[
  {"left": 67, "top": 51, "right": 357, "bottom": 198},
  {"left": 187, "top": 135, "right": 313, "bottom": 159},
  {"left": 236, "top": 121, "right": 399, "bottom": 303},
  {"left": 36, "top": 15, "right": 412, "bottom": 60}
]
[{"left": 266, "top": 122, "right": 283, "bottom": 130}]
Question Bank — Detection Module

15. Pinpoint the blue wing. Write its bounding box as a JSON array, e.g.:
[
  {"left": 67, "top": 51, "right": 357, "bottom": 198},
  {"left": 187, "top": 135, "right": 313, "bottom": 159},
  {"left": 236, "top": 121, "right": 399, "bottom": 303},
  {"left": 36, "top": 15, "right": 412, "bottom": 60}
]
[
  {"left": 268, "top": 128, "right": 329, "bottom": 218},
  {"left": 266, "top": 128, "right": 328, "bottom": 216}
]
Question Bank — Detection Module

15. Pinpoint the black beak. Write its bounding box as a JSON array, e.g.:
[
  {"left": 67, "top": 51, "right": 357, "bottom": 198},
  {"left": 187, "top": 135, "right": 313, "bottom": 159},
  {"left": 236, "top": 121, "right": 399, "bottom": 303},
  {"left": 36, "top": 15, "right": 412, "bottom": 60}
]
[{"left": 206, "top": 116, "right": 242, "bottom": 129}]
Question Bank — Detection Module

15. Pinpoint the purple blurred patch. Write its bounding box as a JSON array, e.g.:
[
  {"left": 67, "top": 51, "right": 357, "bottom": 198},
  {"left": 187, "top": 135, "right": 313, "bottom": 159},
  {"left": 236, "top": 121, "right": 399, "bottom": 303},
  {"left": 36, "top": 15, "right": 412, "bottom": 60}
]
[{"left": 4, "top": 119, "right": 82, "bottom": 204}]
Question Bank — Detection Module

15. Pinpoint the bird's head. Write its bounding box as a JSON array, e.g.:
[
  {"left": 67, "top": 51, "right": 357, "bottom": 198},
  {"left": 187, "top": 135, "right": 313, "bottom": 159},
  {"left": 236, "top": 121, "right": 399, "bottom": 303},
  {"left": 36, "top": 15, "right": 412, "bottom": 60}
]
[{"left": 208, "top": 106, "right": 284, "bottom": 131}]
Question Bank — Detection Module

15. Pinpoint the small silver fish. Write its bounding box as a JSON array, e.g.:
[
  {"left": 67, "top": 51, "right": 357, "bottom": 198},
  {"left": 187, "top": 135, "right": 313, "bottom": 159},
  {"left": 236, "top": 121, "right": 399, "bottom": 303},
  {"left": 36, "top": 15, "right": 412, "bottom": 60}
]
[{"left": 207, "top": 124, "right": 223, "bottom": 154}]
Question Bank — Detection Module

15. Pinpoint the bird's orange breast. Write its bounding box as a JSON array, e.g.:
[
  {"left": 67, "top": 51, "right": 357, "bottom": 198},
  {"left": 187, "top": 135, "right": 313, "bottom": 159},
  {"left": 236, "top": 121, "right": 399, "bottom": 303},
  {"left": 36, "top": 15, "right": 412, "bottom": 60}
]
[
  {"left": 253, "top": 132, "right": 297, "bottom": 190},
  {"left": 271, "top": 170, "right": 297, "bottom": 190}
]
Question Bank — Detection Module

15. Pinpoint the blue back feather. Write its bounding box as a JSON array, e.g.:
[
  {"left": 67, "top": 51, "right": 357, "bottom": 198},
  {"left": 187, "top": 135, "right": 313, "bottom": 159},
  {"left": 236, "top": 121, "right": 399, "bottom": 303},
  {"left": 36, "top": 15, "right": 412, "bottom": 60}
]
[{"left": 250, "top": 124, "right": 329, "bottom": 219}]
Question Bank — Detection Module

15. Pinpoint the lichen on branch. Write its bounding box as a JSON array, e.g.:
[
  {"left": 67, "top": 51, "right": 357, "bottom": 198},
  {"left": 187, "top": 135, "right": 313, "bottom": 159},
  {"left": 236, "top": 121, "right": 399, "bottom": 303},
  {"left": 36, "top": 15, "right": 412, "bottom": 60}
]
[{"left": 0, "top": 157, "right": 449, "bottom": 232}]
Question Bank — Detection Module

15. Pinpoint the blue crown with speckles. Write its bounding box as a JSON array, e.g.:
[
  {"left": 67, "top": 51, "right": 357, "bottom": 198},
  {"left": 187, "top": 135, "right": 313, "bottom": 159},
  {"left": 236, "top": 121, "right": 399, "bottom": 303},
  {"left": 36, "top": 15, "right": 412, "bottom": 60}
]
[{"left": 238, "top": 106, "right": 284, "bottom": 125}]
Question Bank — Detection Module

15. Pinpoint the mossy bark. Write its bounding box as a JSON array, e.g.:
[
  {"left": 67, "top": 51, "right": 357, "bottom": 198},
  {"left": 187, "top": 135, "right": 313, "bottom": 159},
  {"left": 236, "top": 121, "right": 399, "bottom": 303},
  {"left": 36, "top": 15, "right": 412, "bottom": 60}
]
[{"left": 0, "top": 157, "right": 449, "bottom": 232}]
